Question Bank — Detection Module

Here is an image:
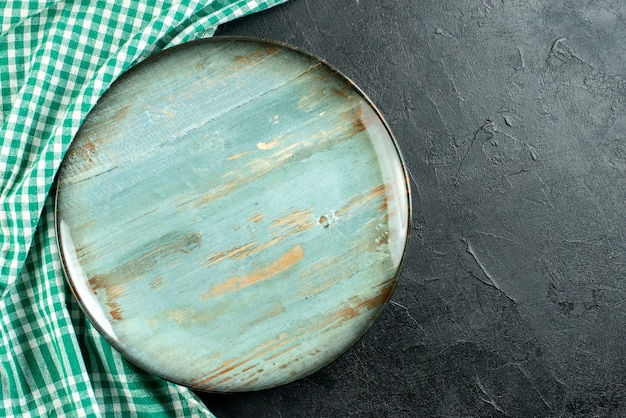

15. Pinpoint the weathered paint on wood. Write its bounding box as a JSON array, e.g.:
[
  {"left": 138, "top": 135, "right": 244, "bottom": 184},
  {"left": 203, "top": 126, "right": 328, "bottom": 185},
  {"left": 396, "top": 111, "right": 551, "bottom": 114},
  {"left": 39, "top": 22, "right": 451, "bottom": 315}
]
[{"left": 56, "top": 38, "right": 410, "bottom": 392}]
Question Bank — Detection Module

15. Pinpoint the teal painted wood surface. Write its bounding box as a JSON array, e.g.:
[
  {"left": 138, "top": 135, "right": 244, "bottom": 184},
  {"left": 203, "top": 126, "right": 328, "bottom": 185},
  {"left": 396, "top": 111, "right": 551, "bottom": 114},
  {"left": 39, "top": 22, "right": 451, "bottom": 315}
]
[{"left": 56, "top": 38, "right": 410, "bottom": 392}]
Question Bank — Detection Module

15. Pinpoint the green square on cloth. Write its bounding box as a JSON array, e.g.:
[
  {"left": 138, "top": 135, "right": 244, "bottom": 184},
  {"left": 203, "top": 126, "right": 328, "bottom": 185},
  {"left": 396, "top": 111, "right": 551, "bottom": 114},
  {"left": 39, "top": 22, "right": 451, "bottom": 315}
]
[{"left": 1, "top": 1, "right": 287, "bottom": 416}]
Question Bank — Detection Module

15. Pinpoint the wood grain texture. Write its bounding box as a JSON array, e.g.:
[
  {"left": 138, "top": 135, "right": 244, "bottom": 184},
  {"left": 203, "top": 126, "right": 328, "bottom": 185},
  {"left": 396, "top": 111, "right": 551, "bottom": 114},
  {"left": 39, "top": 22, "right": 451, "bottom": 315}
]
[{"left": 56, "top": 38, "right": 410, "bottom": 392}]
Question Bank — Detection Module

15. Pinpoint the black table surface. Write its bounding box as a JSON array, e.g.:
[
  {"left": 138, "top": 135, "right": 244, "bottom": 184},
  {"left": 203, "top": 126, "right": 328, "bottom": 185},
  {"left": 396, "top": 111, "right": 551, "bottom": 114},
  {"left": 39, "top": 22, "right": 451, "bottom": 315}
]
[{"left": 199, "top": 1, "right": 626, "bottom": 416}]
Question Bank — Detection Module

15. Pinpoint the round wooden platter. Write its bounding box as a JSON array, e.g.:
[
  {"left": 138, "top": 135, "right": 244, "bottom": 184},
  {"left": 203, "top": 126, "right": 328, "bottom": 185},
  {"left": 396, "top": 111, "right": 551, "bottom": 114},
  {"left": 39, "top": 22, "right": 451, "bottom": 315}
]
[{"left": 55, "top": 37, "right": 411, "bottom": 392}]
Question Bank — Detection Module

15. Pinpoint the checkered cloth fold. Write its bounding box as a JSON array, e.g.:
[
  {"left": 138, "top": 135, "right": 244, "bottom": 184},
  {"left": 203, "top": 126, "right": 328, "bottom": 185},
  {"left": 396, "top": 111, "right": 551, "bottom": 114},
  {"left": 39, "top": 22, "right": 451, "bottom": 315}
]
[{"left": 1, "top": 1, "right": 286, "bottom": 416}]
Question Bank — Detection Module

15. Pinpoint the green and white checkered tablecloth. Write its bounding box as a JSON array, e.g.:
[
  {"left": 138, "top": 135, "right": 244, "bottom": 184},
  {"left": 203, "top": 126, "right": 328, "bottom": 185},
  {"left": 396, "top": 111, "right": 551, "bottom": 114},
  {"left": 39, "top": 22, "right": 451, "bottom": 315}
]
[{"left": 1, "top": 1, "right": 287, "bottom": 416}]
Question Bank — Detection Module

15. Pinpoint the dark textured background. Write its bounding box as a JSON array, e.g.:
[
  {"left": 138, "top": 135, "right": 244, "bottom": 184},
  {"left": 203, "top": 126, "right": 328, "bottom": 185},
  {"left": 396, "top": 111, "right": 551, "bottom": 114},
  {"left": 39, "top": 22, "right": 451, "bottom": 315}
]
[{"left": 199, "top": 1, "right": 626, "bottom": 416}]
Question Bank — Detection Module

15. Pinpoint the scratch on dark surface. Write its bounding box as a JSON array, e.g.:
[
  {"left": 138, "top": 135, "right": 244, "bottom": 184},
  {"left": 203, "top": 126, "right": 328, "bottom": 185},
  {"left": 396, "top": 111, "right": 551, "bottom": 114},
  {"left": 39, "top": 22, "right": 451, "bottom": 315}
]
[
  {"left": 303, "top": 0, "right": 314, "bottom": 20},
  {"left": 406, "top": 166, "right": 419, "bottom": 190},
  {"left": 475, "top": 376, "right": 511, "bottom": 417},
  {"left": 550, "top": 369, "right": 569, "bottom": 388},
  {"left": 462, "top": 237, "right": 516, "bottom": 303},
  {"left": 457, "top": 119, "right": 494, "bottom": 176},
  {"left": 389, "top": 300, "right": 424, "bottom": 331},
  {"left": 302, "top": 0, "right": 320, "bottom": 39},
  {"left": 435, "top": 57, "right": 466, "bottom": 103},
  {"left": 476, "top": 231, "right": 517, "bottom": 245},
  {"left": 536, "top": 172, "right": 556, "bottom": 210},
  {"left": 475, "top": 284, "right": 485, "bottom": 314},
  {"left": 554, "top": 232, "right": 605, "bottom": 247},
  {"left": 515, "top": 363, "right": 554, "bottom": 412},
  {"left": 425, "top": 90, "right": 455, "bottom": 140}
]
